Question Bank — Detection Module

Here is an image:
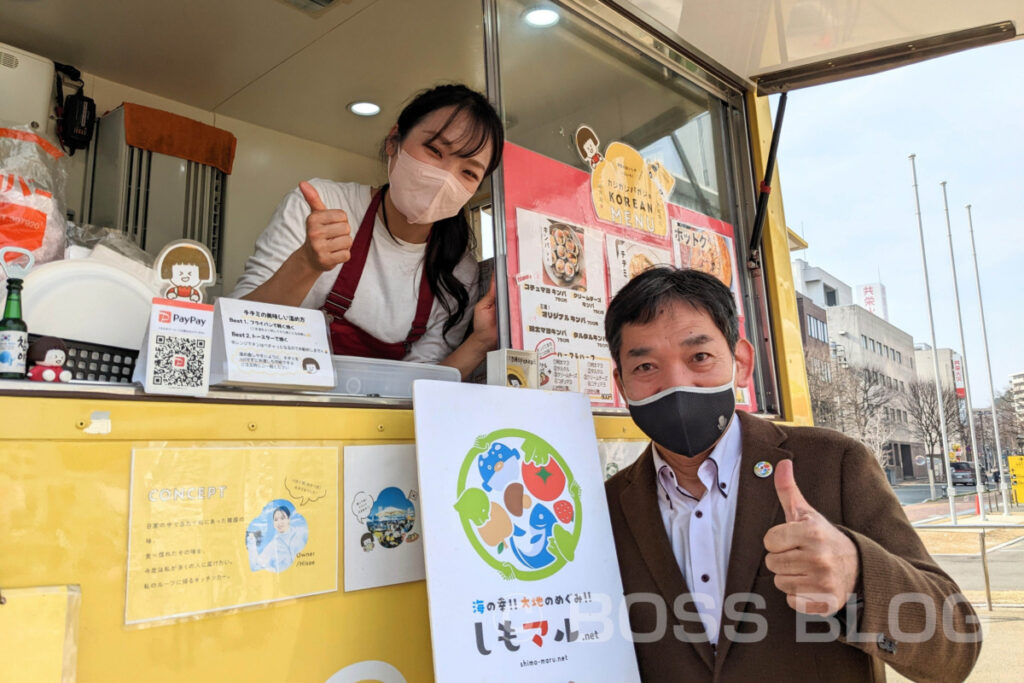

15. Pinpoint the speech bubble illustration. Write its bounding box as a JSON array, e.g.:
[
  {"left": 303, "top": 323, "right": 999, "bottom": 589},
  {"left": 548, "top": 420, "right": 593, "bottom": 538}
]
[
  {"left": 284, "top": 475, "right": 328, "bottom": 505},
  {"left": 351, "top": 491, "right": 374, "bottom": 524}
]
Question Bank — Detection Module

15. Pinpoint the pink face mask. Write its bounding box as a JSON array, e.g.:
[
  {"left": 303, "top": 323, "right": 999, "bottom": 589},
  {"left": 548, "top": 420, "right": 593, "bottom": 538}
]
[{"left": 388, "top": 146, "right": 476, "bottom": 224}]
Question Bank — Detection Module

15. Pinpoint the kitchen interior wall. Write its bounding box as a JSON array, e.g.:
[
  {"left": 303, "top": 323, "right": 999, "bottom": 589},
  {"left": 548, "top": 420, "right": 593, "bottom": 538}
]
[{"left": 65, "top": 72, "right": 381, "bottom": 293}]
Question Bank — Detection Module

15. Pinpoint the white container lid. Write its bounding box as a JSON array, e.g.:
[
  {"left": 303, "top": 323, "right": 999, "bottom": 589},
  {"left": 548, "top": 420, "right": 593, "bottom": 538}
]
[{"left": 329, "top": 354, "right": 460, "bottom": 398}]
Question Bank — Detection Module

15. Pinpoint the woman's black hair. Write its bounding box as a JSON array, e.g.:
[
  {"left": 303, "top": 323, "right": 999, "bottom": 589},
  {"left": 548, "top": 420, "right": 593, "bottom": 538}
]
[
  {"left": 273, "top": 505, "right": 291, "bottom": 519},
  {"left": 382, "top": 83, "right": 505, "bottom": 341}
]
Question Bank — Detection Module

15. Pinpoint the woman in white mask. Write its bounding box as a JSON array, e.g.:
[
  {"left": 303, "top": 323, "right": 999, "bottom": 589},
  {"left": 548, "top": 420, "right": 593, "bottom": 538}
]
[{"left": 232, "top": 85, "right": 504, "bottom": 377}]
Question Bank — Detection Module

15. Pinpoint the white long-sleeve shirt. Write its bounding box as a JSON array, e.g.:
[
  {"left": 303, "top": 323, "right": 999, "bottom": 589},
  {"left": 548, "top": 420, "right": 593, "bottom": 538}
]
[
  {"left": 231, "top": 180, "right": 481, "bottom": 364},
  {"left": 651, "top": 417, "right": 742, "bottom": 645}
]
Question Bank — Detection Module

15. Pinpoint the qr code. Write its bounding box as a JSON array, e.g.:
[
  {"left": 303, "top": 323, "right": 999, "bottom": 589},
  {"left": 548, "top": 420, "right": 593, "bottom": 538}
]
[{"left": 152, "top": 335, "right": 207, "bottom": 388}]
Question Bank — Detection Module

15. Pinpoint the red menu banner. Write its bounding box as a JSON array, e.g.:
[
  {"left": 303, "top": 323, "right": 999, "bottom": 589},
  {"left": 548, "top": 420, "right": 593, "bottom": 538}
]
[{"left": 502, "top": 142, "right": 757, "bottom": 411}]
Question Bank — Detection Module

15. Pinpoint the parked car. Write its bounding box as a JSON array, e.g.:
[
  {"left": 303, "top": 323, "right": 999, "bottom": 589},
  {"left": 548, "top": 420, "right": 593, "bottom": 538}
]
[{"left": 949, "top": 461, "right": 987, "bottom": 487}]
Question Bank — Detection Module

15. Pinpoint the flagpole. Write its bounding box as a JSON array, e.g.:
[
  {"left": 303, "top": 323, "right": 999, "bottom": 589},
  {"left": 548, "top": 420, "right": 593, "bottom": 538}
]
[
  {"left": 909, "top": 155, "right": 956, "bottom": 523},
  {"left": 965, "top": 204, "right": 1010, "bottom": 515},
  {"left": 941, "top": 181, "right": 986, "bottom": 521}
]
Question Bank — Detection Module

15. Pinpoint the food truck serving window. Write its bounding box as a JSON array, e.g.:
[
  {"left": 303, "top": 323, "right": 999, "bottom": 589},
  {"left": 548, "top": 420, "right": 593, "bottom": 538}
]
[{"left": 489, "top": 0, "right": 778, "bottom": 414}]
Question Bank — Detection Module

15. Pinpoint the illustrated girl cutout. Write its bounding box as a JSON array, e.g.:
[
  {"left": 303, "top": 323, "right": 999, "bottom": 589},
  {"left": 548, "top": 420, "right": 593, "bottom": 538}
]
[
  {"left": 575, "top": 125, "right": 603, "bottom": 169},
  {"left": 155, "top": 240, "right": 216, "bottom": 304}
]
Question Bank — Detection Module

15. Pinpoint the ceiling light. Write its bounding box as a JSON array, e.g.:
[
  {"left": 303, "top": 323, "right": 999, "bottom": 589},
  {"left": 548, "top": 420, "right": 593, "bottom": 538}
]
[
  {"left": 524, "top": 6, "right": 560, "bottom": 28},
  {"left": 348, "top": 101, "right": 381, "bottom": 117}
]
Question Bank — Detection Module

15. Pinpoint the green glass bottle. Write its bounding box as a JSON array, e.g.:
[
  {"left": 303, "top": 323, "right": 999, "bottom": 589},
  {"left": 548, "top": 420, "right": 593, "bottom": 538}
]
[{"left": 0, "top": 278, "right": 29, "bottom": 379}]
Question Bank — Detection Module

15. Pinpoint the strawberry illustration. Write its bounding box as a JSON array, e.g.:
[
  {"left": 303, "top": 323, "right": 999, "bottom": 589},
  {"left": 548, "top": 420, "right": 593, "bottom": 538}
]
[{"left": 554, "top": 500, "right": 574, "bottom": 524}]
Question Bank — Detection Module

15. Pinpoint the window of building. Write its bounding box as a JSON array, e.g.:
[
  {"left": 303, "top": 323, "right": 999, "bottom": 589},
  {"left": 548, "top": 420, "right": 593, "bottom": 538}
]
[
  {"left": 862, "top": 335, "right": 868, "bottom": 349},
  {"left": 824, "top": 285, "right": 837, "bottom": 306}
]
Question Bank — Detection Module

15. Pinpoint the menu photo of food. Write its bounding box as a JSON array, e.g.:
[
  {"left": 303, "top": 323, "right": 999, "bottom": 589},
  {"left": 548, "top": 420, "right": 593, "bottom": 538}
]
[
  {"left": 672, "top": 221, "right": 735, "bottom": 289},
  {"left": 606, "top": 235, "right": 672, "bottom": 299},
  {"left": 540, "top": 220, "right": 587, "bottom": 291}
]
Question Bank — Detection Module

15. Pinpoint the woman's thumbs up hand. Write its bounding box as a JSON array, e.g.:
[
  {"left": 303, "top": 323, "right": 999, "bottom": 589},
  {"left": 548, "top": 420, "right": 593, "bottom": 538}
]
[{"left": 299, "top": 181, "right": 353, "bottom": 272}]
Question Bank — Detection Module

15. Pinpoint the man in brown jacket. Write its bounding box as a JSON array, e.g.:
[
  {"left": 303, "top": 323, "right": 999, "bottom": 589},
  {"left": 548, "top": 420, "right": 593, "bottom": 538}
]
[{"left": 604, "top": 267, "right": 981, "bottom": 682}]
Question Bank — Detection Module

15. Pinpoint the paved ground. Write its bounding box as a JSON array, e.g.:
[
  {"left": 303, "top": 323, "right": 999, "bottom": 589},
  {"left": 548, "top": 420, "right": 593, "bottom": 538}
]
[
  {"left": 893, "top": 483, "right": 940, "bottom": 506},
  {"left": 886, "top": 609, "right": 1024, "bottom": 682},
  {"left": 880, "top": 484, "right": 1024, "bottom": 680},
  {"left": 896, "top": 486, "right": 1009, "bottom": 523},
  {"left": 891, "top": 481, "right": 998, "bottom": 507},
  {"left": 902, "top": 496, "right": 978, "bottom": 523},
  {"left": 933, "top": 544, "right": 1024, "bottom": 593}
]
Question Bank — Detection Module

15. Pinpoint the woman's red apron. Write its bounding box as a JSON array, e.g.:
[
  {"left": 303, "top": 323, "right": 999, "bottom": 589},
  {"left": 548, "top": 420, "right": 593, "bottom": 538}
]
[{"left": 320, "top": 189, "right": 433, "bottom": 360}]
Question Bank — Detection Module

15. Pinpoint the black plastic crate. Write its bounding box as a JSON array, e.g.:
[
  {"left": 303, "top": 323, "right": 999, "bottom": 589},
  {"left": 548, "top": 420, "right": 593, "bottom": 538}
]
[{"left": 28, "top": 333, "right": 138, "bottom": 384}]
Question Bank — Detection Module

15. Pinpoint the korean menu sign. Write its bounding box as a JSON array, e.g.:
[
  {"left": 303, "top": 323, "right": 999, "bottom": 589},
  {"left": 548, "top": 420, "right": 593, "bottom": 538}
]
[
  {"left": 503, "top": 138, "right": 756, "bottom": 410},
  {"left": 125, "top": 446, "right": 338, "bottom": 624},
  {"left": 413, "top": 381, "right": 641, "bottom": 682}
]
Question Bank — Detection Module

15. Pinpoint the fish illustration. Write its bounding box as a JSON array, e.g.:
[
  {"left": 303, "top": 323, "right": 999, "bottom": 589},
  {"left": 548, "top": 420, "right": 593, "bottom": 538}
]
[{"left": 509, "top": 503, "right": 558, "bottom": 569}]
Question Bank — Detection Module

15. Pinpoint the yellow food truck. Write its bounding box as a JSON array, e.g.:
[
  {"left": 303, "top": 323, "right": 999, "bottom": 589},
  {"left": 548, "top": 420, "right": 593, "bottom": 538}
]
[{"left": 1, "top": 1, "right": 1021, "bottom": 680}]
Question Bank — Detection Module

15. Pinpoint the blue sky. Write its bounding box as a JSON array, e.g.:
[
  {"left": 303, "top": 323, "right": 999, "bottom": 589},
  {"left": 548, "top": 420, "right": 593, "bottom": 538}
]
[{"left": 774, "top": 38, "right": 1024, "bottom": 408}]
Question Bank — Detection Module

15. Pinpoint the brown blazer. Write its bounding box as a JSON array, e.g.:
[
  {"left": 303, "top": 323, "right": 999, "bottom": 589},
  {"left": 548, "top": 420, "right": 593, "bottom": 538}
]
[{"left": 605, "top": 411, "right": 981, "bottom": 682}]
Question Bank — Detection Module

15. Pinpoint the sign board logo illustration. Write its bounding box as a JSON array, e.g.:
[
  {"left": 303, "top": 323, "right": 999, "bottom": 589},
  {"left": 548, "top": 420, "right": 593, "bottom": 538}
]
[{"left": 454, "top": 429, "right": 582, "bottom": 581}]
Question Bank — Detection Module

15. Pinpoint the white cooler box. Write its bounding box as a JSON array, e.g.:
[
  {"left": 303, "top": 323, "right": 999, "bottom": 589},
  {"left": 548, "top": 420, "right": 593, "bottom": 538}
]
[{"left": 329, "top": 355, "right": 459, "bottom": 398}]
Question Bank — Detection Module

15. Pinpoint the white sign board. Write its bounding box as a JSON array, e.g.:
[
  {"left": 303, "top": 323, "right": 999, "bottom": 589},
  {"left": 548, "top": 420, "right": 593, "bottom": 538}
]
[
  {"left": 209, "top": 297, "right": 334, "bottom": 390},
  {"left": 413, "top": 381, "right": 640, "bottom": 683},
  {"left": 133, "top": 298, "right": 214, "bottom": 396},
  {"left": 952, "top": 356, "right": 967, "bottom": 399},
  {"left": 343, "top": 444, "right": 425, "bottom": 592},
  {"left": 856, "top": 282, "right": 888, "bottom": 321}
]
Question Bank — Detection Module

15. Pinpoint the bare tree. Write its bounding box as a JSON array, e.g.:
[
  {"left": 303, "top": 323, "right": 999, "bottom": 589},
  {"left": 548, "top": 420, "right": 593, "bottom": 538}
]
[
  {"left": 806, "top": 358, "right": 840, "bottom": 429},
  {"left": 995, "top": 387, "right": 1024, "bottom": 455},
  {"left": 900, "top": 380, "right": 961, "bottom": 457},
  {"left": 809, "top": 361, "right": 897, "bottom": 470}
]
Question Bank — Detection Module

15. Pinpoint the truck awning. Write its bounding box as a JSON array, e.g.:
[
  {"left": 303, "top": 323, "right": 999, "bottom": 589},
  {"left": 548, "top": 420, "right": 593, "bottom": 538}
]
[{"left": 612, "top": 0, "right": 1022, "bottom": 93}]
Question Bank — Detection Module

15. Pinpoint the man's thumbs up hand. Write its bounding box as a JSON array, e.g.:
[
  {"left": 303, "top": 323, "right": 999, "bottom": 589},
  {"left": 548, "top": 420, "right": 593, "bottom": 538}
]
[
  {"left": 763, "top": 459, "right": 860, "bottom": 615},
  {"left": 775, "top": 458, "right": 815, "bottom": 523}
]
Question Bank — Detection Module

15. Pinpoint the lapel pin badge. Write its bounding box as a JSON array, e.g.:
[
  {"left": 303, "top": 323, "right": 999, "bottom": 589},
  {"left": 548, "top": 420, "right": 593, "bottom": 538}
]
[{"left": 754, "top": 461, "right": 773, "bottom": 478}]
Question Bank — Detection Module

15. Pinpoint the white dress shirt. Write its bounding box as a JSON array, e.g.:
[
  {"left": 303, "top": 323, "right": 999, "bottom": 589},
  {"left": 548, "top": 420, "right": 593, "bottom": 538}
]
[{"left": 651, "top": 416, "right": 742, "bottom": 645}]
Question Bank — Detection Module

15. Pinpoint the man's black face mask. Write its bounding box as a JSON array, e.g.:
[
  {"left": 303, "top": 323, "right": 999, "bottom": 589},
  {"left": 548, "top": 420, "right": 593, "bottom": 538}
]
[{"left": 623, "top": 370, "right": 736, "bottom": 457}]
